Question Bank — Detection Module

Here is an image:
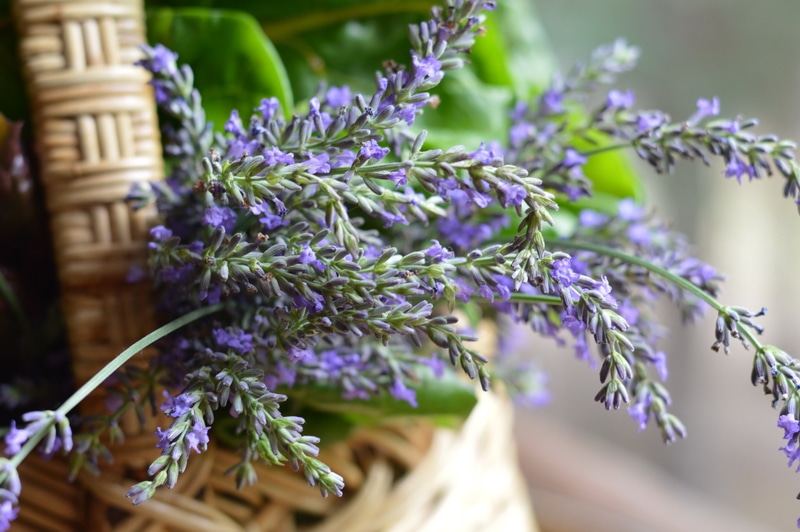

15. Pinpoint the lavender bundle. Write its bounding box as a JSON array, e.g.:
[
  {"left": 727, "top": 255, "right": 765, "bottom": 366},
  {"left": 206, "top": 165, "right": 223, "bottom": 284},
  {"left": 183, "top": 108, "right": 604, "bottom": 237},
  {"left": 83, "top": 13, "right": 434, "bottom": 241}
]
[{"left": 3, "top": 0, "right": 800, "bottom": 529}]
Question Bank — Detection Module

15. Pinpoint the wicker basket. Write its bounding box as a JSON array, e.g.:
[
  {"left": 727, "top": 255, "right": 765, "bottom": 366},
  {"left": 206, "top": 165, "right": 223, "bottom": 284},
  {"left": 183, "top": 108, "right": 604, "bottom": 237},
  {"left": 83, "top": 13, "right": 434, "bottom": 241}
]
[{"left": 10, "top": 0, "right": 537, "bottom": 530}]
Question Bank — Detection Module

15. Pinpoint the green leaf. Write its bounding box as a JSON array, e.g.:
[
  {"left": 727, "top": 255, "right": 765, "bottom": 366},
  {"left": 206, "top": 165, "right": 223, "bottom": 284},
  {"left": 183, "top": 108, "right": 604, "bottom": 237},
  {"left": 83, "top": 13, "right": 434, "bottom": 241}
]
[
  {"left": 283, "top": 365, "right": 478, "bottom": 422},
  {"left": 470, "top": 0, "right": 555, "bottom": 99},
  {"left": 0, "top": 4, "right": 29, "bottom": 121},
  {"left": 270, "top": 9, "right": 429, "bottom": 103},
  {"left": 414, "top": 69, "right": 514, "bottom": 150},
  {"left": 147, "top": 0, "right": 435, "bottom": 31},
  {"left": 145, "top": 7, "right": 293, "bottom": 129},
  {"left": 572, "top": 133, "right": 644, "bottom": 201}
]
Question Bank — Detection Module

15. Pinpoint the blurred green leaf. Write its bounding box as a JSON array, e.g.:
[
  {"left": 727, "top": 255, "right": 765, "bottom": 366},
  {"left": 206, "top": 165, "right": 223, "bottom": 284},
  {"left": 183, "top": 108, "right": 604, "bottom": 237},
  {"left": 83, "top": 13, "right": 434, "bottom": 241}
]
[
  {"left": 414, "top": 69, "right": 514, "bottom": 150},
  {"left": 284, "top": 366, "right": 477, "bottom": 421},
  {"left": 269, "top": 9, "right": 428, "bottom": 102},
  {"left": 471, "top": 0, "right": 555, "bottom": 99},
  {"left": 146, "top": 8, "right": 293, "bottom": 128},
  {"left": 0, "top": 4, "right": 29, "bottom": 121},
  {"left": 573, "top": 133, "right": 644, "bottom": 201},
  {"left": 147, "top": 0, "right": 434, "bottom": 29}
]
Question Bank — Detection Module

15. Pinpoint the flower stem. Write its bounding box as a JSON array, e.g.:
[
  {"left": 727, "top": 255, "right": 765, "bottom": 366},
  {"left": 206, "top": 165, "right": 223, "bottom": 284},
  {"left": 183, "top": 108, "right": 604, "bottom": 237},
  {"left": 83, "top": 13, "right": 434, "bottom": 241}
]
[
  {"left": 552, "top": 239, "right": 763, "bottom": 349},
  {"left": 578, "top": 142, "right": 632, "bottom": 158},
  {"left": 9, "top": 303, "right": 224, "bottom": 468},
  {"left": 505, "top": 293, "right": 562, "bottom": 305}
]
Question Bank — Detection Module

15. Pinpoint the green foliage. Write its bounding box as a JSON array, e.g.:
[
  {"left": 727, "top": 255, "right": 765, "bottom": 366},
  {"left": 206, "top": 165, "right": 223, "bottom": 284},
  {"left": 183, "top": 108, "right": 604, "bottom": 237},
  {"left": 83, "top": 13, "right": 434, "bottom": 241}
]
[
  {"left": 0, "top": 2, "right": 28, "bottom": 120},
  {"left": 284, "top": 366, "right": 478, "bottom": 421},
  {"left": 146, "top": 8, "right": 294, "bottom": 129}
]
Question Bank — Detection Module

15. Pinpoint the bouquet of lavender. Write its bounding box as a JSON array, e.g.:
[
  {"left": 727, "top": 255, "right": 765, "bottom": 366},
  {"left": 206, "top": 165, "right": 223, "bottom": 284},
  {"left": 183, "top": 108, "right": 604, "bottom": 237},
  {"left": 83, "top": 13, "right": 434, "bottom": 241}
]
[{"left": 3, "top": 0, "right": 800, "bottom": 528}]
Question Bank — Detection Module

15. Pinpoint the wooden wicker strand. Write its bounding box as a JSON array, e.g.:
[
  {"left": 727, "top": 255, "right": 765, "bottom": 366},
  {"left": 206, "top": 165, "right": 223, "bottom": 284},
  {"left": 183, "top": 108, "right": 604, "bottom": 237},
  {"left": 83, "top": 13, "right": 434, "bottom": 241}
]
[
  {"left": 13, "top": 391, "right": 536, "bottom": 531},
  {"left": 11, "top": 0, "right": 538, "bottom": 529},
  {"left": 13, "top": 0, "right": 162, "bottom": 419}
]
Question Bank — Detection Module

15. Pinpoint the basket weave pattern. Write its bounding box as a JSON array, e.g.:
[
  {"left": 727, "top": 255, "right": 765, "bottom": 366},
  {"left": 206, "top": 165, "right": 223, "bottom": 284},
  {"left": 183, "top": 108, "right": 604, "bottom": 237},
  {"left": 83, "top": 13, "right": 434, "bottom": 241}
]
[
  {"left": 10, "top": 0, "right": 537, "bottom": 530},
  {"left": 13, "top": 0, "right": 162, "bottom": 419}
]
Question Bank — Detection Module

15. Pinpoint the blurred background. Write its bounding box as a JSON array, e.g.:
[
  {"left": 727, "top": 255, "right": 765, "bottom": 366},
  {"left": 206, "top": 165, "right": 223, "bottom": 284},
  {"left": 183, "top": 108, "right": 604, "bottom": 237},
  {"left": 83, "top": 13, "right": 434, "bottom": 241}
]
[{"left": 515, "top": 1, "right": 800, "bottom": 530}]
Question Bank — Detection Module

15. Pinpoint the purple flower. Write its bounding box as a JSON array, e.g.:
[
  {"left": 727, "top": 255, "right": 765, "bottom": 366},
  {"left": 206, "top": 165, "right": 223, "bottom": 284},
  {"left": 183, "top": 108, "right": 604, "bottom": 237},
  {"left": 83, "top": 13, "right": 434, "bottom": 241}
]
[
  {"left": 636, "top": 111, "right": 665, "bottom": 133},
  {"left": 226, "top": 138, "right": 261, "bottom": 160},
  {"left": 264, "top": 146, "right": 294, "bottom": 166},
  {"left": 574, "top": 336, "right": 594, "bottom": 367},
  {"left": 579, "top": 210, "right": 608, "bottom": 227},
  {"left": 627, "top": 223, "right": 651, "bottom": 245},
  {"left": 509, "top": 122, "right": 535, "bottom": 148},
  {"left": 0, "top": 500, "right": 18, "bottom": 531},
  {"left": 0, "top": 461, "right": 19, "bottom": 496},
  {"left": 389, "top": 379, "right": 418, "bottom": 407},
  {"left": 303, "top": 153, "right": 331, "bottom": 175},
  {"left": 422, "top": 354, "right": 446, "bottom": 379},
  {"left": 378, "top": 210, "right": 408, "bottom": 227},
  {"left": 4, "top": 421, "right": 30, "bottom": 455},
  {"left": 470, "top": 142, "right": 503, "bottom": 165},
  {"left": 722, "top": 119, "right": 740, "bottom": 134},
  {"left": 308, "top": 97, "right": 322, "bottom": 119},
  {"left": 297, "top": 245, "right": 326, "bottom": 271},
  {"left": 288, "top": 346, "right": 313, "bottom": 363},
  {"left": 160, "top": 263, "right": 195, "bottom": 284},
  {"left": 213, "top": 328, "right": 254, "bottom": 354},
  {"left": 138, "top": 43, "right": 177, "bottom": 75},
  {"left": 695, "top": 96, "right": 720, "bottom": 119},
  {"left": 496, "top": 182, "right": 527, "bottom": 208},
  {"left": 185, "top": 421, "right": 210, "bottom": 454},
  {"left": 780, "top": 439, "right": 800, "bottom": 472},
  {"left": 225, "top": 110, "right": 244, "bottom": 136},
  {"left": 258, "top": 97, "right": 280, "bottom": 121},
  {"left": 53, "top": 412, "right": 73, "bottom": 454},
  {"left": 160, "top": 391, "right": 194, "bottom": 418},
  {"left": 454, "top": 277, "right": 475, "bottom": 302},
  {"left": 150, "top": 80, "right": 170, "bottom": 104},
  {"left": 616, "top": 299, "right": 640, "bottom": 327},
  {"left": 260, "top": 212, "right": 289, "bottom": 231},
  {"left": 395, "top": 104, "right": 419, "bottom": 125},
  {"left": 652, "top": 351, "right": 668, "bottom": 381},
  {"left": 462, "top": 188, "right": 493, "bottom": 208},
  {"left": 510, "top": 101, "right": 528, "bottom": 121},
  {"left": 541, "top": 89, "right": 563, "bottom": 114},
  {"left": 434, "top": 177, "right": 459, "bottom": 198},
  {"left": 360, "top": 140, "right": 389, "bottom": 161},
  {"left": 325, "top": 85, "right": 351, "bottom": 107},
  {"left": 779, "top": 415, "right": 800, "bottom": 440},
  {"left": 606, "top": 89, "right": 635, "bottom": 109},
  {"left": 724, "top": 157, "right": 756, "bottom": 184},
  {"left": 478, "top": 284, "right": 494, "bottom": 302},
  {"left": 592, "top": 276, "right": 617, "bottom": 306},
  {"left": 126, "top": 264, "right": 147, "bottom": 283},
  {"left": 617, "top": 198, "right": 643, "bottom": 221},
  {"left": 155, "top": 426, "right": 171, "bottom": 450},
  {"left": 551, "top": 258, "right": 580, "bottom": 288},
  {"left": 149, "top": 225, "right": 173, "bottom": 242},
  {"left": 425, "top": 240, "right": 454, "bottom": 262},
  {"left": 496, "top": 283, "right": 511, "bottom": 300},
  {"left": 202, "top": 206, "right": 237, "bottom": 232},
  {"left": 387, "top": 168, "right": 408, "bottom": 187},
  {"left": 411, "top": 52, "right": 443, "bottom": 85},
  {"left": 331, "top": 150, "right": 356, "bottom": 168},
  {"left": 628, "top": 395, "right": 651, "bottom": 432},
  {"left": 562, "top": 148, "right": 587, "bottom": 168}
]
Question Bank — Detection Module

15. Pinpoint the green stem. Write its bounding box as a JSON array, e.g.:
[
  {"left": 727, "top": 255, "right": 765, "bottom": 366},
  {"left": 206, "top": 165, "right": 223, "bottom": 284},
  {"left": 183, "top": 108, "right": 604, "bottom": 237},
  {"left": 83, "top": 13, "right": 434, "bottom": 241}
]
[
  {"left": 552, "top": 239, "right": 763, "bottom": 349},
  {"left": 579, "top": 142, "right": 632, "bottom": 158},
  {"left": 506, "top": 293, "right": 562, "bottom": 305},
  {"left": 9, "top": 303, "right": 224, "bottom": 468}
]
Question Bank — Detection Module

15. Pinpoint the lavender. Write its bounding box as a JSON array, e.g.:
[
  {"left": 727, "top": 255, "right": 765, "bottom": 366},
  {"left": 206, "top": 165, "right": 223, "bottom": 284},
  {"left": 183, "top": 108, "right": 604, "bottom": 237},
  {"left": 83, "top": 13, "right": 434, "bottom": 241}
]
[{"left": 4, "top": 0, "right": 800, "bottom": 529}]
